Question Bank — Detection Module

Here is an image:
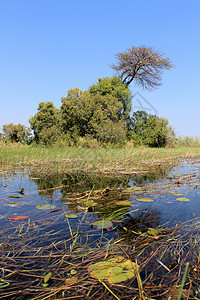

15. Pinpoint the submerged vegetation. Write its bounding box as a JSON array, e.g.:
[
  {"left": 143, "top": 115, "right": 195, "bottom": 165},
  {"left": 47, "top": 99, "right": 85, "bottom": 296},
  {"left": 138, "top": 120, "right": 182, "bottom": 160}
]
[{"left": 1, "top": 160, "right": 200, "bottom": 299}]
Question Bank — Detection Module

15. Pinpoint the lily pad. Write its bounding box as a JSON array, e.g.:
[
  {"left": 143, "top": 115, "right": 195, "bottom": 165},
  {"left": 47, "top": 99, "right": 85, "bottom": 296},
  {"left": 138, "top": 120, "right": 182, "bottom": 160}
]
[
  {"left": 146, "top": 227, "right": 166, "bottom": 237},
  {"left": 84, "top": 200, "right": 97, "bottom": 207},
  {"left": 135, "top": 198, "right": 154, "bottom": 202},
  {"left": 125, "top": 186, "right": 142, "bottom": 192},
  {"left": 65, "top": 213, "right": 78, "bottom": 219},
  {"left": 116, "top": 200, "right": 131, "bottom": 206},
  {"left": 169, "top": 192, "right": 184, "bottom": 196},
  {"left": 36, "top": 204, "right": 56, "bottom": 210},
  {"left": 88, "top": 256, "right": 135, "bottom": 284},
  {"left": 176, "top": 197, "right": 190, "bottom": 202},
  {"left": 92, "top": 220, "right": 113, "bottom": 229}
]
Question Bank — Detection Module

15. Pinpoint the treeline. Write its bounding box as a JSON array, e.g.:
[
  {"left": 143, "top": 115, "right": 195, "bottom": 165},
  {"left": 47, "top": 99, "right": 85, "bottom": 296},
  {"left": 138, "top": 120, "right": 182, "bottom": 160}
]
[
  {"left": 1, "top": 76, "right": 175, "bottom": 148},
  {"left": 1, "top": 46, "right": 177, "bottom": 148}
]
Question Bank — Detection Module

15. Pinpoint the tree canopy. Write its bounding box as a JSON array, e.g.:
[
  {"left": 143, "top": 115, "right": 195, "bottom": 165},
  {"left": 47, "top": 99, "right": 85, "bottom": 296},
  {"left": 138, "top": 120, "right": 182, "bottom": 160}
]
[
  {"left": 89, "top": 76, "right": 132, "bottom": 119},
  {"left": 61, "top": 86, "right": 127, "bottom": 144},
  {"left": 3, "top": 123, "right": 30, "bottom": 143},
  {"left": 129, "top": 111, "right": 175, "bottom": 147},
  {"left": 111, "top": 46, "right": 173, "bottom": 90},
  {"left": 29, "top": 102, "right": 61, "bottom": 146}
]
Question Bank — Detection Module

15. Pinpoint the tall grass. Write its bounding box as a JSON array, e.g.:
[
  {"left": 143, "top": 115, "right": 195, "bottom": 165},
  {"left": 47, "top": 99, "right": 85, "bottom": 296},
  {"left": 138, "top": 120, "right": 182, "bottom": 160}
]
[
  {"left": 177, "top": 136, "right": 200, "bottom": 147},
  {"left": 1, "top": 145, "right": 200, "bottom": 174}
]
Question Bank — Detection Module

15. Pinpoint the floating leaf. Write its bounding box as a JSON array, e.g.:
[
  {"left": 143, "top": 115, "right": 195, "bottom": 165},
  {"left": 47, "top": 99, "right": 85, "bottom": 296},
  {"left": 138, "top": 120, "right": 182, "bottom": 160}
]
[
  {"left": 6, "top": 203, "right": 24, "bottom": 207},
  {"left": 8, "top": 195, "right": 23, "bottom": 199},
  {"left": 8, "top": 216, "right": 29, "bottom": 221},
  {"left": 116, "top": 200, "right": 131, "bottom": 206},
  {"left": 146, "top": 228, "right": 166, "bottom": 237},
  {"left": 92, "top": 220, "right": 112, "bottom": 229},
  {"left": 36, "top": 204, "right": 56, "bottom": 210},
  {"left": 85, "top": 200, "right": 97, "bottom": 206},
  {"left": 176, "top": 197, "right": 190, "bottom": 202},
  {"left": 125, "top": 186, "right": 142, "bottom": 192},
  {"left": 135, "top": 198, "right": 154, "bottom": 202},
  {"left": 65, "top": 213, "right": 78, "bottom": 219},
  {"left": 48, "top": 208, "right": 62, "bottom": 213},
  {"left": 88, "top": 256, "right": 135, "bottom": 284},
  {"left": 169, "top": 192, "right": 184, "bottom": 196}
]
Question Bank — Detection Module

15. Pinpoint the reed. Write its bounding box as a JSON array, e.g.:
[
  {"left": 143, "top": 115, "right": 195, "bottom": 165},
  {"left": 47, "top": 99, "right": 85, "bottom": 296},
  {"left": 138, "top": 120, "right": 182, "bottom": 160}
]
[{"left": 1, "top": 145, "right": 200, "bottom": 175}]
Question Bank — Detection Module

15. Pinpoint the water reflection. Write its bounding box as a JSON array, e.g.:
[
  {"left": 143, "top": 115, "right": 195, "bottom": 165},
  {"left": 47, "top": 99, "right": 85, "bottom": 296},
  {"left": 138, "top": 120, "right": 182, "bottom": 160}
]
[
  {"left": 1, "top": 162, "right": 200, "bottom": 299},
  {"left": 118, "top": 209, "right": 161, "bottom": 237}
]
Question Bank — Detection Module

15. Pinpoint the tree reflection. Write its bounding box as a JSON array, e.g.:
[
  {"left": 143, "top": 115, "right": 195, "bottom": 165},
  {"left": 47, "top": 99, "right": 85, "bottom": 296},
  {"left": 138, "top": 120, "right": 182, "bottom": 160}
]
[{"left": 117, "top": 209, "right": 161, "bottom": 238}]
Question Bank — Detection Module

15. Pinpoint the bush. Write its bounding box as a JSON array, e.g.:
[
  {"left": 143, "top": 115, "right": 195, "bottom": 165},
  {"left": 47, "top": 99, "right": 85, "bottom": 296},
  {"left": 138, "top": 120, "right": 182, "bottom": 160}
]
[
  {"left": 38, "top": 125, "right": 62, "bottom": 147},
  {"left": 128, "top": 111, "right": 176, "bottom": 147},
  {"left": 93, "top": 120, "right": 127, "bottom": 146}
]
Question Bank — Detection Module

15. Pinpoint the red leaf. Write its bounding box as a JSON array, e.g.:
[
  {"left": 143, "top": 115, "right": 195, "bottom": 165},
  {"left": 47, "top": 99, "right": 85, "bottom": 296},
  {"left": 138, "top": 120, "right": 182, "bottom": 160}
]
[
  {"left": 8, "top": 216, "right": 29, "bottom": 221},
  {"left": 48, "top": 209, "right": 62, "bottom": 213}
]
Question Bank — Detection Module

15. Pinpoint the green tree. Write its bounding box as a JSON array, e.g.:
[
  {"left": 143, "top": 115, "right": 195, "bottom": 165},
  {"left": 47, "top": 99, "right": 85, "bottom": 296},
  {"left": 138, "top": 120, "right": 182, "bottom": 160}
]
[
  {"left": 88, "top": 93, "right": 127, "bottom": 144},
  {"left": 128, "top": 110, "right": 148, "bottom": 136},
  {"left": 3, "top": 123, "right": 30, "bottom": 143},
  {"left": 61, "top": 87, "right": 127, "bottom": 145},
  {"left": 129, "top": 111, "right": 175, "bottom": 147},
  {"left": 61, "top": 88, "right": 93, "bottom": 138},
  {"left": 29, "top": 102, "right": 61, "bottom": 146},
  {"left": 111, "top": 46, "right": 173, "bottom": 89},
  {"left": 89, "top": 76, "right": 132, "bottom": 120}
]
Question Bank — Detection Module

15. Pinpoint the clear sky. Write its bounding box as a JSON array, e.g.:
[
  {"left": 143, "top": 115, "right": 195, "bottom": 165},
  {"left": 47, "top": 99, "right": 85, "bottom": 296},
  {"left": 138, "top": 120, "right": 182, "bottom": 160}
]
[{"left": 0, "top": 0, "right": 200, "bottom": 136}]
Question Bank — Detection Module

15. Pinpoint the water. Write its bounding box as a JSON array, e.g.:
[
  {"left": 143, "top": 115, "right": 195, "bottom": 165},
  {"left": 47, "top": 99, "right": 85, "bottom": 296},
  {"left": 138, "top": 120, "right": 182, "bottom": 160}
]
[
  {"left": 1, "top": 160, "right": 200, "bottom": 299},
  {"left": 1, "top": 161, "right": 200, "bottom": 247}
]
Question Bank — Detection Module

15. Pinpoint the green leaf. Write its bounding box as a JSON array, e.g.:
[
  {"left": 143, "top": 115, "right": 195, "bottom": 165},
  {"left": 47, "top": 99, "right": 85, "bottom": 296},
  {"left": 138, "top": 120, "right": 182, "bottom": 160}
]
[
  {"left": 88, "top": 256, "right": 135, "bottom": 283},
  {"left": 116, "top": 200, "right": 131, "bottom": 206},
  {"left": 92, "top": 220, "right": 112, "bottom": 229},
  {"left": 65, "top": 213, "right": 78, "bottom": 219},
  {"left": 70, "top": 269, "right": 77, "bottom": 275},
  {"left": 135, "top": 198, "right": 154, "bottom": 202},
  {"left": 44, "top": 272, "right": 52, "bottom": 283},
  {"left": 146, "top": 228, "right": 164, "bottom": 236},
  {"left": 36, "top": 204, "right": 56, "bottom": 210},
  {"left": 176, "top": 197, "right": 190, "bottom": 202},
  {"left": 125, "top": 186, "right": 142, "bottom": 191},
  {"left": 169, "top": 192, "right": 184, "bottom": 196}
]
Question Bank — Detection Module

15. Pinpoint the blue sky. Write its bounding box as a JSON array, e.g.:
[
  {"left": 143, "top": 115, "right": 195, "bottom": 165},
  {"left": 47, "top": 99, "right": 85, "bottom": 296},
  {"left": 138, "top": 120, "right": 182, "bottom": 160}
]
[{"left": 0, "top": 0, "right": 200, "bottom": 136}]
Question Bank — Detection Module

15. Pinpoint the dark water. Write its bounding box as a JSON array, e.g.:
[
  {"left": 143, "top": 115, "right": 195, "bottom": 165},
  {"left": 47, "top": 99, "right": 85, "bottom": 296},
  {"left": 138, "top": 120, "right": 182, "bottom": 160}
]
[
  {"left": 1, "top": 160, "right": 200, "bottom": 248},
  {"left": 1, "top": 160, "right": 200, "bottom": 299}
]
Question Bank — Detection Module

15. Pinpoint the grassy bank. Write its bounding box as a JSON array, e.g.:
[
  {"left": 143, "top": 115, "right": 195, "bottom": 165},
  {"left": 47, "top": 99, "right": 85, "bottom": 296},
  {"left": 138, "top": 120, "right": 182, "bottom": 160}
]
[{"left": 1, "top": 145, "right": 200, "bottom": 175}]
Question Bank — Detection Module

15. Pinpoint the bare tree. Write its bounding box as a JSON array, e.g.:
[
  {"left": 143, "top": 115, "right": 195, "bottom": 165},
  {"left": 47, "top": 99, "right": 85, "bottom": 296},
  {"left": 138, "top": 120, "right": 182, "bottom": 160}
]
[{"left": 111, "top": 46, "right": 173, "bottom": 90}]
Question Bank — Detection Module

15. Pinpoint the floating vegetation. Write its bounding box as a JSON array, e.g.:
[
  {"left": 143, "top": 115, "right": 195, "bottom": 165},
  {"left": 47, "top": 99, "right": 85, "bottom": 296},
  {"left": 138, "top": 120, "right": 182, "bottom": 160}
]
[
  {"left": 0, "top": 160, "right": 200, "bottom": 299},
  {"left": 36, "top": 204, "right": 56, "bottom": 210},
  {"left": 176, "top": 197, "right": 190, "bottom": 202},
  {"left": 124, "top": 186, "right": 142, "bottom": 192},
  {"left": 115, "top": 200, "right": 131, "bottom": 206},
  {"left": 65, "top": 213, "right": 78, "bottom": 218},
  {"left": 88, "top": 256, "right": 136, "bottom": 283},
  {"left": 92, "top": 219, "right": 113, "bottom": 229},
  {"left": 135, "top": 197, "right": 154, "bottom": 202}
]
